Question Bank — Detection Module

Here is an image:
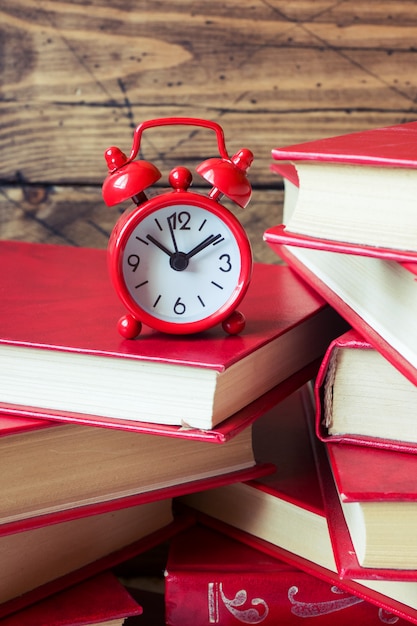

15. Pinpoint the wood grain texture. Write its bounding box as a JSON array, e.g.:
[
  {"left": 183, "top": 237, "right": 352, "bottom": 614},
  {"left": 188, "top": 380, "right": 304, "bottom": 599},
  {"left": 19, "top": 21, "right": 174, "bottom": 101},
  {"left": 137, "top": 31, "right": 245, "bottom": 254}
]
[
  {"left": 0, "top": 184, "right": 283, "bottom": 263},
  {"left": 1, "top": 1, "right": 417, "bottom": 256}
]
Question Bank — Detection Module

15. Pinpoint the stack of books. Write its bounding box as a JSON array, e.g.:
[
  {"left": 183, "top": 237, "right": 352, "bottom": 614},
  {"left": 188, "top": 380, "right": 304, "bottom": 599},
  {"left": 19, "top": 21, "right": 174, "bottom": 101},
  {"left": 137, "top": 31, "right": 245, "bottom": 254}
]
[
  {"left": 228, "top": 119, "right": 417, "bottom": 623},
  {"left": 0, "top": 239, "right": 348, "bottom": 622}
]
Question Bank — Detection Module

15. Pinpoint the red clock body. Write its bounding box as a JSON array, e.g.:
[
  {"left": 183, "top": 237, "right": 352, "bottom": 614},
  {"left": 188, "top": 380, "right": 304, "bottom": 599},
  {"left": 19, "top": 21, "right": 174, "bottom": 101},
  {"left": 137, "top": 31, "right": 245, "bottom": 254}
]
[{"left": 108, "top": 190, "right": 252, "bottom": 337}]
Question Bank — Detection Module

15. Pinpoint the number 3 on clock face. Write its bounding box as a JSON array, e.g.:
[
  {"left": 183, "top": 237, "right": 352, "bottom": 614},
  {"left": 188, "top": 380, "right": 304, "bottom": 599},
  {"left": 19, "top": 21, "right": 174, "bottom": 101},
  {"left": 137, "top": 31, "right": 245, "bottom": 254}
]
[{"left": 108, "top": 193, "right": 253, "bottom": 334}]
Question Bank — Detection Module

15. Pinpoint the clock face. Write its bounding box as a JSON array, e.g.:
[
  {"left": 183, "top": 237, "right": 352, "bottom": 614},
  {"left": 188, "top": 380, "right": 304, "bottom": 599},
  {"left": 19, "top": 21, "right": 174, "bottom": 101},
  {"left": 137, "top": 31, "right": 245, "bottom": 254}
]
[{"left": 111, "top": 194, "right": 252, "bottom": 332}]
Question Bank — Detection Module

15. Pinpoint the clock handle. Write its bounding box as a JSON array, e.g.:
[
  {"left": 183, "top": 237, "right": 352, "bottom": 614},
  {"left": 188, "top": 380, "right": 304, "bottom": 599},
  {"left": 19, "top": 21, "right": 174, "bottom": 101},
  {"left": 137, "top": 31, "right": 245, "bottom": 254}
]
[{"left": 128, "top": 117, "right": 230, "bottom": 162}]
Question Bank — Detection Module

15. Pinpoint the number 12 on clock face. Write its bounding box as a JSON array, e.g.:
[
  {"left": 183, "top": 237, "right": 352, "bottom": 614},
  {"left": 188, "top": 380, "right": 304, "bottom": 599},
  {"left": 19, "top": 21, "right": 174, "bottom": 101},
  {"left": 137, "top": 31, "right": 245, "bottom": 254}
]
[{"left": 109, "top": 193, "right": 252, "bottom": 334}]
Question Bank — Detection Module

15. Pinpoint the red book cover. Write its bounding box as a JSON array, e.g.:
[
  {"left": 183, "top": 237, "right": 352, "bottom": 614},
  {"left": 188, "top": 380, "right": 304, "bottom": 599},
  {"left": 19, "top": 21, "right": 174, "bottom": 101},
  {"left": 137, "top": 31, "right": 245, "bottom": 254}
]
[
  {"left": 165, "top": 523, "right": 406, "bottom": 625},
  {"left": 315, "top": 329, "right": 417, "bottom": 453},
  {"left": 265, "top": 223, "right": 417, "bottom": 263},
  {"left": 327, "top": 442, "right": 417, "bottom": 503},
  {"left": 0, "top": 571, "right": 142, "bottom": 625},
  {"left": 194, "top": 512, "right": 417, "bottom": 626},
  {"left": 0, "top": 504, "right": 194, "bottom": 619},
  {"left": 263, "top": 228, "right": 417, "bottom": 388},
  {"left": 321, "top": 441, "right": 417, "bottom": 580},
  {"left": 270, "top": 162, "right": 300, "bottom": 186},
  {"left": 181, "top": 386, "right": 417, "bottom": 624},
  {"left": 0, "top": 415, "right": 52, "bottom": 436},
  {"left": 271, "top": 121, "right": 417, "bottom": 167},
  {"left": 0, "top": 241, "right": 345, "bottom": 430}
]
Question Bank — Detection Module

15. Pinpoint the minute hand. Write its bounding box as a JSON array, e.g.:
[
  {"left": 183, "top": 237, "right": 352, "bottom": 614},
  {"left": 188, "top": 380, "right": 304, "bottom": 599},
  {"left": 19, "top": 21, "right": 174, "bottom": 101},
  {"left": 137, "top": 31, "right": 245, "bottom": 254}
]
[{"left": 185, "top": 234, "right": 222, "bottom": 259}]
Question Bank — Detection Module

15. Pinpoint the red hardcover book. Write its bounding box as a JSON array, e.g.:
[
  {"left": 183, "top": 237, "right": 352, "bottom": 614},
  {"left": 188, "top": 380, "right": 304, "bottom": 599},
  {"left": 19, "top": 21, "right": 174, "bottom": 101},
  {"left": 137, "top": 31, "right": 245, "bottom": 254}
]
[
  {"left": 0, "top": 358, "right": 320, "bottom": 444},
  {"left": 315, "top": 329, "right": 417, "bottom": 452},
  {"left": 165, "top": 523, "right": 406, "bottom": 625},
  {"left": 0, "top": 241, "right": 345, "bottom": 431},
  {"left": 270, "top": 160, "right": 417, "bottom": 262},
  {"left": 270, "top": 121, "right": 417, "bottom": 259},
  {"left": 322, "top": 441, "right": 417, "bottom": 579},
  {"left": 181, "top": 386, "right": 417, "bottom": 624},
  {"left": 0, "top": 501, "right": 193, "bottom": 618},
  {"left": 0, "top": 405, "right": 273, "bottom": 536},
  {"left": 0, "top": 571, "right": 142, "bottom": 625}
]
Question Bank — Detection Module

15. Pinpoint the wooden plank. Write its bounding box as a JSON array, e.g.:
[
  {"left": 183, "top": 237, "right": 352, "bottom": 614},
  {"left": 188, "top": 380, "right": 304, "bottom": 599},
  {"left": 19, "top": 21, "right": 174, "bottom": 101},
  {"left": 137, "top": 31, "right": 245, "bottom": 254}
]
[
  {"left": 1, "top": 1, "right": 417, "bottom": 187},
  {"left": 2, "top": 1, "right": 417, "bottom": 247},
  {"left": 0, "top": 184, "right": 283, "bottom": 264}
]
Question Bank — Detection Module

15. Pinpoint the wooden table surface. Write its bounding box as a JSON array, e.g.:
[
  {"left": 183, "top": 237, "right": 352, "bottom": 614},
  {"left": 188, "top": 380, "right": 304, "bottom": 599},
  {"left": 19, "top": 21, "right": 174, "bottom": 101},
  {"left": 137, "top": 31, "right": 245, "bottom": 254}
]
[{"left": 2, "top": 1, "right": 417, "bottom": 263}]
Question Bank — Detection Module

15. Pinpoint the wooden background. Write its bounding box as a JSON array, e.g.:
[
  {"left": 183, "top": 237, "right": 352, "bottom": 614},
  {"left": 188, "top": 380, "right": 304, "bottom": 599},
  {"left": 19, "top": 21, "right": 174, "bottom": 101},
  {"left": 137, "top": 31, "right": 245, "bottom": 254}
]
[{"left": 2, "top": 1, "right": 417, "bottom": 264}]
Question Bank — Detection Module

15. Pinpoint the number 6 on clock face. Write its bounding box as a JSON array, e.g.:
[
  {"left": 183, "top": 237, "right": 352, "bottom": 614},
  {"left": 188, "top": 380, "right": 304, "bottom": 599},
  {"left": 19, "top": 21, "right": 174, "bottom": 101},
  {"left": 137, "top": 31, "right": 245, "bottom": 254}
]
[{"left": 109, "top": 192, "right": 252, "bottom": 335}]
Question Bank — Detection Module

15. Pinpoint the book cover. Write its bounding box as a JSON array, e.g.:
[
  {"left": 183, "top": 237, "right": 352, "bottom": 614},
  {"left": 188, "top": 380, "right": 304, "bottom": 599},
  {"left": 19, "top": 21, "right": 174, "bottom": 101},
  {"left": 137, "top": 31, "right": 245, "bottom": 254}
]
[
  {"left": 263, "top": 228, "right": 417, "bottom": 388},
  {"left": 165, "top": 523, "right": 404, "bottom": 625},
  {"left": 327, "top": 441, "right": 417, "bottom": 503},
  {"left": 123, "top": 587, "right": 166, "bottom": 625},
  {"left": 272, "top": 121, "right": 417, "bottom": 167},
  {"left": 180, "top": 386, "right": 417, "bottom": 624},
  {"left": 270, "top": 121, "right": 417, "bottom": 256},
  {"left": 265, "top": 223, "right": 417, "bottom": 263},
  {"left": 0, "top": 241, "right": 346, "bottom": 430},
  {"left": 322, "top": 441, "right": 417, "bottom": 579},
  {"left": 0, "top": 500, "right": 193, "bottom": 618},
  {"left": 0, "top": 571, "right": 142, "bottom": 625},
  {"left": 315, "top": 329, "right": 417, "bottom": 452},
  {"left": 0, "top": 404, "right": 273, "bottom": 536}
]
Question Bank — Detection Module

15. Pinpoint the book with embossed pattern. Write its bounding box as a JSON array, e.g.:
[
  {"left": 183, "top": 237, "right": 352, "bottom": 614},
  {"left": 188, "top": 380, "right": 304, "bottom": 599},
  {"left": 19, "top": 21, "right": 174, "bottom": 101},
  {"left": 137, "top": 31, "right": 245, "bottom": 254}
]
[{"left": 165, "top": 524, "right": 406, "bottom": 625}]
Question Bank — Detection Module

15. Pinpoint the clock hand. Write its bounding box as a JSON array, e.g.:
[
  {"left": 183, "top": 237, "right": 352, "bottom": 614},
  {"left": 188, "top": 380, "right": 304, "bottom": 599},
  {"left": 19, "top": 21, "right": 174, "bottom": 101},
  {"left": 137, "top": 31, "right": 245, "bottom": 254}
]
[
  {"left": 146, "top": 234, "right": 173, "bottom": 257},
  {"left": 185, "top": 234, "right": 222, "bottom": 259},
  {"left": 146, "top": 232, "right": 222, "bottom": 271},
  {"left": 167, "top": 215, "right": 179, "bottom": 253}
]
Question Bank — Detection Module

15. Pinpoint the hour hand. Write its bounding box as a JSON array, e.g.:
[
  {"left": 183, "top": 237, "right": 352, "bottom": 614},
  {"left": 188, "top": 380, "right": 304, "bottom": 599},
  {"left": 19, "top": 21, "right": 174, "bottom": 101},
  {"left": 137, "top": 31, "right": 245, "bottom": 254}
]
[
  {"left": 185, "top": 234, "right": 222, "bottom": 259},
  {"left": 146, "top": 234, "right": 173, "bottom": 257}
]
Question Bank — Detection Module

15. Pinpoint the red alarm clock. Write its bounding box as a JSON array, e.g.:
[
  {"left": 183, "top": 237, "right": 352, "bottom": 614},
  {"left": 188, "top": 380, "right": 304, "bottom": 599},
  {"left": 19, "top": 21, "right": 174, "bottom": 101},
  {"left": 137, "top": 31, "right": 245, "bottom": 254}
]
[{"left": 102, "top": 117, "right": 254, "bottom": 339}]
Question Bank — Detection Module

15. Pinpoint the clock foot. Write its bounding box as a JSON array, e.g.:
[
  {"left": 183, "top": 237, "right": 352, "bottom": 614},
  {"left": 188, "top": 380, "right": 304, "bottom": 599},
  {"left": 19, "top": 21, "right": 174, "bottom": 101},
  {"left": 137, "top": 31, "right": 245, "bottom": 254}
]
[
  {"left": 117, "top": 314, "right": 142, "bottom": 339},
  {"left": 222, "top": 310, "right": 246, "bottom": 335}
]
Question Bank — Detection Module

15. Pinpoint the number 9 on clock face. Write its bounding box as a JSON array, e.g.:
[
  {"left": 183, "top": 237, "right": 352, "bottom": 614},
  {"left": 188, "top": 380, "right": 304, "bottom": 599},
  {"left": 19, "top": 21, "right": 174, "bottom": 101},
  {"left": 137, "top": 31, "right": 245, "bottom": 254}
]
[{"left": 108, "top": 193, "right": 253, "bottom": 334}]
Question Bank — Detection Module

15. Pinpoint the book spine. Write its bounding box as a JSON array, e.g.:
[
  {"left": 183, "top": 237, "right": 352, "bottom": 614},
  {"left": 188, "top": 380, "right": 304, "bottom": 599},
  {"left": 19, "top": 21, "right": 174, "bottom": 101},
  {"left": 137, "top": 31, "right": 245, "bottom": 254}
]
[{"left": 165, "top": 569, "right": 401, "bottom": 625}]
